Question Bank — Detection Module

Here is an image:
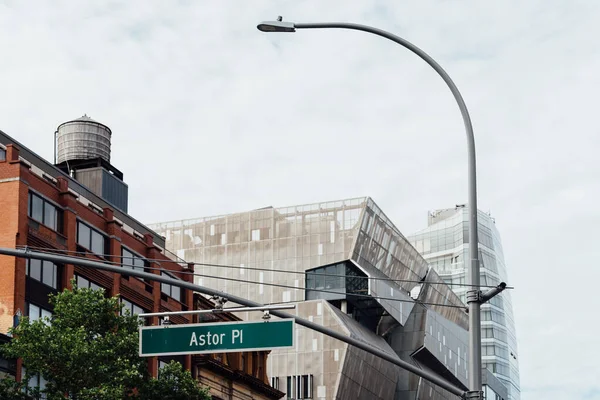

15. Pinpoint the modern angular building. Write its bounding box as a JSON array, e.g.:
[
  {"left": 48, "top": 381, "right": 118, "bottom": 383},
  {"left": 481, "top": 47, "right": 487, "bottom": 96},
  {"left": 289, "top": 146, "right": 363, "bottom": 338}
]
[
  {"left": 408, "top": 206, "right": 520, "bottom": 400},
  {"left": 150, "top": 197, "right": 509, "bottom": 400}
]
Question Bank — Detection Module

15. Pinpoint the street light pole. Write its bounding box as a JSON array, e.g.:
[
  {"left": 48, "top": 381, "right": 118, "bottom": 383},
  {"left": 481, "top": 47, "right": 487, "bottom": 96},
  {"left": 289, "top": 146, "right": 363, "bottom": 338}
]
[{"left": 257, "top": 19, "right": 483, "bottom": 399}]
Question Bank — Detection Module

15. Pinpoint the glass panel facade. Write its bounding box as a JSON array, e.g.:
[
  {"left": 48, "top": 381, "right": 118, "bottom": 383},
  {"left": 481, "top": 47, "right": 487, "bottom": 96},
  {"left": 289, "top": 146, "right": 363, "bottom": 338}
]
[
  {"left": 408, "top": 207, "right": 520, "bottom": 400},
  {"left": 305, "top": 261, "right": 368, "bottom": 299}
]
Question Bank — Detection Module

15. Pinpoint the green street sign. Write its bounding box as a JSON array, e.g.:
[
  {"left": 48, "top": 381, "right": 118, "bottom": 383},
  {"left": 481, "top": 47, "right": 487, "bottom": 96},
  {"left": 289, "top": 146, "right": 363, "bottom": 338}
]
[{"left": 139, "top": 319, "right": 295, "bottom": 357}]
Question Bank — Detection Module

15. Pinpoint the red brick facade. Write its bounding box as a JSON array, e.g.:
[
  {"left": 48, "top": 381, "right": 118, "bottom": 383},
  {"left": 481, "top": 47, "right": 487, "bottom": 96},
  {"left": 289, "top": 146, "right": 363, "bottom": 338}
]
[
  {"left": 0, "top": 140, "right": 283, "bottom": 399},
  {"left": 0, "top": 144, "right": 194, "bottom": 379}
]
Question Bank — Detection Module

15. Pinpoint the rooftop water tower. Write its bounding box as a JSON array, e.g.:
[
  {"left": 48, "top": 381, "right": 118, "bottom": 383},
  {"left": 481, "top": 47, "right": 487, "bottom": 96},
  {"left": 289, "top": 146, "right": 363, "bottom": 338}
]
[
  {"left": 56, "top": 114, "right": 112, "bottom": 165},
  {"left": 54, "top": 115, "right": 128, "bottom": 212}
]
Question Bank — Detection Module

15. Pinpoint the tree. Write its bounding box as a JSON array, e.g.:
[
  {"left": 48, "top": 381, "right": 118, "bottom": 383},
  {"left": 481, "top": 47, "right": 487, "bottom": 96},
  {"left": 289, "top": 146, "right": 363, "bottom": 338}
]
[
  {"left": 138, "top": 361, "right": 209, "bottom": 400},
  {"left": 0, "top": 284, "right": 210, "bottom": 400}
]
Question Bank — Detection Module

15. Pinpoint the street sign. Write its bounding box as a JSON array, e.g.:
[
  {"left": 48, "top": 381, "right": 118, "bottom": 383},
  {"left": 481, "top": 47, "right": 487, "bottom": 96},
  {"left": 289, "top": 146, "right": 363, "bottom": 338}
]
[{"left": 139, "top": 319, "right": 295, "bottom": 357}]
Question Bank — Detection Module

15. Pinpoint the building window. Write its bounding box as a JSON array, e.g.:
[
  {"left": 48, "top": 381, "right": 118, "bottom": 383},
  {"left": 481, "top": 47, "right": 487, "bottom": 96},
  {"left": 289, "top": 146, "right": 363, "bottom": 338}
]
[
  {"left": 26, "top": 259, "right": 58, "bottom": 289},
  {"left": 301, "top": 375, "right": 313, "bottom": 399},
  {"left": 251, "top": 229, "right": 260, "bottom": 241},
  {"left": 271, "top": 376, "right": 280, "bottom": 390},
  {"left": 0, "top": 147, "right": 6, "bottom": 161},
  {"left": 26, "top": 302, "right": 52, "bottom": 325},
  {"left": 286, "top": 375, "right": 312, "bottom": 399},
  {"left": 121, "top": 247, "right": 146, "bottom": 272},
  {"left": 77, "top": 221, "right": 106, "bottom": 256},
  {"left": 160, "top": 271, "right": 181, "bottom": 302},
  {"left": 121, "top": 298, "right": 145, "bottom": 317},
  {"left": 28, "top": 192, "right": 62, "bottom": 232},
  {"left": 286, "top": 376, "right": 293, "bottom": 399},
  {"left": 21, "top": 366, "right": 47, "bottom": 398},
  {"left": 158, "top": 360, "right": 168, "bottom": 375},
  {"left": 121, "top": 298, "right": 146, "bottom": 325},
  {"left": 75, "top": 274, "right": 104, "bottom": 292}
]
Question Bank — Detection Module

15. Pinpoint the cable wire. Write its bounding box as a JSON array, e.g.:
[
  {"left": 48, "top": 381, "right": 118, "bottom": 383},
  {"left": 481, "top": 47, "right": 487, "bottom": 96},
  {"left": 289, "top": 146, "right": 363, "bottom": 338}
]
[
  {"left": 19, "top": 245, "right": 512, "bottom": 290},
  {"left": 19, "top": 246, "right": 468, "bottom": 310}
]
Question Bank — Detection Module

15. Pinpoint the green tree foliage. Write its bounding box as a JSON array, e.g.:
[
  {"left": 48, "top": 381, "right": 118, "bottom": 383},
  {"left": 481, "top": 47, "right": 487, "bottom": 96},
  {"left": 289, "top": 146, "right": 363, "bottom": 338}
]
[
  {"left": 138, "top": 361, "right": 210, "bottom": 400},
  {"left": 0, "top": 284, "right": 210, "bottom": 400}
]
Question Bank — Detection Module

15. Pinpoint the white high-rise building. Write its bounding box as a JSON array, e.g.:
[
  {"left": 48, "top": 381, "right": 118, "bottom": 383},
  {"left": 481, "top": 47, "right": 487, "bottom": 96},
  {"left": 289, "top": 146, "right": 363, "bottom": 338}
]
[{"left": 408, "top": 206, "right": 520, "bottom": 400}]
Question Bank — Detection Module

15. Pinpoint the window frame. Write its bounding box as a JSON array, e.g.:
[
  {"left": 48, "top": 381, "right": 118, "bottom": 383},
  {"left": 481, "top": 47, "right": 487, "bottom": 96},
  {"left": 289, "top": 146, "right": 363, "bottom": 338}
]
[
  {"left": 121, "top": 246, "right": 147, "bottom": 272},
  {"left": 28, "top": 191, "right": 63, "bottom": 232},
  {"left": 26, "top": 259, "right": 58, "bottom": 289},
  {"left": 76, "top": 220, "right": 107, "bottom": 256},
  {"left": 74, "top": 274, "right": 105, "bottom": 292},
  {"left": 25, "top": 301, "right": 52, "bottom": 325},
  {"left": 160, "top": 271, "right": 182, "bottom": 302}
]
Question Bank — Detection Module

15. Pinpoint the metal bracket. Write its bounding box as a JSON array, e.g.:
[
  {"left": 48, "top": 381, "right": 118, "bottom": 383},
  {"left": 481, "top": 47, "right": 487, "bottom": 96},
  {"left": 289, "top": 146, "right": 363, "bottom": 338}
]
[
  {"left": 211, "top": 296, "right": 228, "bottom": 311},
  {"left": 466, "top": 282, "right": 507, "bottom": 304},
  {"left": 262, "top": 310, "right": 271, "bottom": 321},
  {"left": 462, "top": 390, "right": 484, "bottom": 400},
  {"left": 466, "top": 289, "right": 482, "bottom": 304},
  {"left": 480, "top": 282, "right": 507, "bottom": 303}
]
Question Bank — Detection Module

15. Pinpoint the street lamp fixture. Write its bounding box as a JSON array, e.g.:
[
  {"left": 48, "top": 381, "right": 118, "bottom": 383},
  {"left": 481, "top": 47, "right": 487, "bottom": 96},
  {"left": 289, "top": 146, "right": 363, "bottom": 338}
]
[
  {"left": 257, "top": 17, "right": 489, "bottom": 400},
  {"left": 257, "top": 20, "right": 296, "bottom": 33}
]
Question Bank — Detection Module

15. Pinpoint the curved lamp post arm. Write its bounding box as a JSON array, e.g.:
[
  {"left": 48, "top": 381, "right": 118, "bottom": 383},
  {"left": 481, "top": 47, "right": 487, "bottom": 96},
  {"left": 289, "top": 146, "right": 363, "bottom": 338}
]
[{"left": 258, "top": 20, "right": 482, "bottom": 399}]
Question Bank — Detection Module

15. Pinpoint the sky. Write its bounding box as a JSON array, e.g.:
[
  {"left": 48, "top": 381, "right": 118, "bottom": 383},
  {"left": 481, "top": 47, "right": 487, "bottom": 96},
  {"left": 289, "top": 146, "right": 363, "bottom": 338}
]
[{"left": 0, "top": 1, "right": 598, "bottom": 399}]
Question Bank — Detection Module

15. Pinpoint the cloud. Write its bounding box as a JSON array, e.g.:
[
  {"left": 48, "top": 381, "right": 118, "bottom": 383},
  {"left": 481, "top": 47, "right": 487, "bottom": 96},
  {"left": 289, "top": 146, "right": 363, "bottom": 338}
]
[{"left": 1, "top": 1, "right": 598, "bottom": 399}]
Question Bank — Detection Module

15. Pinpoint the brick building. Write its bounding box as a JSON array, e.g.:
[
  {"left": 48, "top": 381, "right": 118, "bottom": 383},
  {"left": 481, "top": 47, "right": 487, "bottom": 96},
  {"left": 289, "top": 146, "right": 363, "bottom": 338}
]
[{"left": 0, "top": 116, "right": 283, "bottom": 400}]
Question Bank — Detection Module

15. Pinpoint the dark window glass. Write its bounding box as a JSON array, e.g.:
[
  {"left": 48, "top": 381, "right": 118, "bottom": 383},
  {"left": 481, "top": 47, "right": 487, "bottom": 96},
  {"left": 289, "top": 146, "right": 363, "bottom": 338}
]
[
  {"left": 121, "top": 298, "right": 146, "bottom": 324},
  {"left": 75, "top": 274, "right": 104, "bottom": 292},
  {"left": 30, "top": 193, "right": 44, "bottom": 222},
  {"left": 287, "top": 376, "right": 292, "bottom": 399},
  {"left": 26, "top": 259, "right": 57, "bottom": 289},
  {"left": 77, "top": 222, "right": 90, "bottom": 248},
  {"left": 44, "top": 204, "right": 57, "bottom": 231},
  {"left": 171, "top": 285, "right": 181, "bottom": 301},
  {"left": 77, "top": 221, "right": 105, "bottom": 256},
  {"left": 161, "top": 272, "right": 182, "bottom": 302},
  {"left": 122, "top": 247, "right": 146, "bottom": 272},
  {"left": 0, "top": 147, "right": 6, "bottom": 161},
  {"left": 28, "top": 192, "right": 61, "bottom": 231},
  {"left": 42, "top": 261, "right": 56, "bottom": 288},
  {"left": 91, "top": 230, "right": 104, "bottom": 254},
  {"left": 27, "top": 259, "right": 42, "bottom": 281}
]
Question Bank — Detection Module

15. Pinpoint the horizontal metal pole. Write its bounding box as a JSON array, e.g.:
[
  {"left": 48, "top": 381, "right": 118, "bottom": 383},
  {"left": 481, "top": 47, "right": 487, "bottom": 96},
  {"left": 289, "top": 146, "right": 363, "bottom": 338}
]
[
  {"left": 0, "top": 247, "right": 466, "bottom": 397},
  {"left": 139, "top": 304, "right": 296, "bottom": 318}
]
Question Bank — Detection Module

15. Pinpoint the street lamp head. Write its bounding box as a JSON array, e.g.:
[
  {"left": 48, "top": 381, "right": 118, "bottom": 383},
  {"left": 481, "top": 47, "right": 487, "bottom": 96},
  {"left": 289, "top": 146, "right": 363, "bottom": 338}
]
[{"left": 257, "top": 20, "right": 296, "bottom": 33}]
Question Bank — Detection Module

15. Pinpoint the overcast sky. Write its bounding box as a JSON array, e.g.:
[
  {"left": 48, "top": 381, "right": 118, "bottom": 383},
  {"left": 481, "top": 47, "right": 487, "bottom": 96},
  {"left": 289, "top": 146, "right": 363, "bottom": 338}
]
[{"left": 1, "top": 1, "right": 598, "bottom": 399}]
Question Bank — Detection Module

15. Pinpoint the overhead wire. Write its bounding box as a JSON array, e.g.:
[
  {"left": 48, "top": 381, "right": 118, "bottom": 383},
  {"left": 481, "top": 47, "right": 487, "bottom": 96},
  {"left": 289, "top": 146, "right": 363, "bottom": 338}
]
[
  {"left": 18, "top": 245, "right": 513, "bottom": 290},
  {"left": 18, "top": 246, "right": 468, "bottom": 310}
]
